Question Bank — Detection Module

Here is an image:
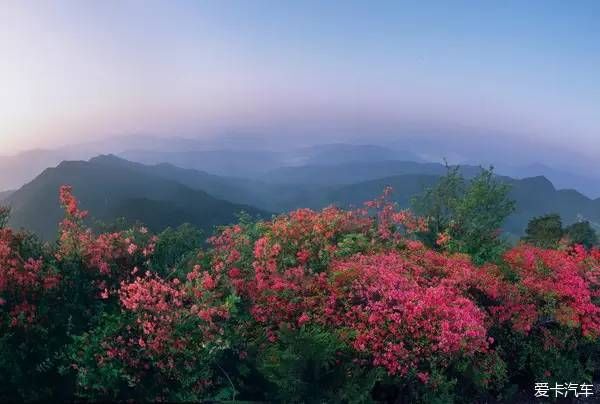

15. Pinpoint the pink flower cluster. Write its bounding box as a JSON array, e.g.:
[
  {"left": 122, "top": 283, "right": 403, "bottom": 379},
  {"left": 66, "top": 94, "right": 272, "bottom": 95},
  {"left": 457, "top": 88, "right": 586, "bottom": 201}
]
[
  {"left": 206, "top": 192, "right": 600, "bottom": 382},
  {"left": 57, "top": 185, "right": 157, "bottom": 294},
  {"left": 329, "top": 253, "right": 490, "bottom": 376},
  {"left": 206, "top": 196, "right": 495, "bottom": 378},
  {"left": 364, "top": 186, "right": 427, "bottom": 240},
  {"left": 491, "top": 245, "right": 600, "bottom": 337},
  {"left": 0, "top": 228, "right": 60, "bottom": 328}
]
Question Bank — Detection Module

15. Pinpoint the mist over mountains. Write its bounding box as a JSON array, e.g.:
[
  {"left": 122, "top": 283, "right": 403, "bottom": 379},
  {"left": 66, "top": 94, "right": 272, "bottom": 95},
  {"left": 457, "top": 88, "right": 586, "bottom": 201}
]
[
  {"left": 2, "top": 134, "right": 599, "bottom": 199},
  {"left": 2, "top": 138, "right": 600, "bottom": 241}
]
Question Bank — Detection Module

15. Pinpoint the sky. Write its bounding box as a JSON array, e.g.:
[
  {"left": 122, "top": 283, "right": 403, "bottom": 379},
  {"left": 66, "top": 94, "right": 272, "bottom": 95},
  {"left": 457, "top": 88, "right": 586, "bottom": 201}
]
[{"left": 0, "top": 0, "right": 599, "bottom": 160}]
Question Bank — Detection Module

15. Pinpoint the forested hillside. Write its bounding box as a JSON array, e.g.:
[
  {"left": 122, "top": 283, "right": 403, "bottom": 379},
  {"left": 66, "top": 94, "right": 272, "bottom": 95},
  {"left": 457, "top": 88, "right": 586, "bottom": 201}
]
[{"left": 4, "top": 157, "right": 267, "bottom": 239}]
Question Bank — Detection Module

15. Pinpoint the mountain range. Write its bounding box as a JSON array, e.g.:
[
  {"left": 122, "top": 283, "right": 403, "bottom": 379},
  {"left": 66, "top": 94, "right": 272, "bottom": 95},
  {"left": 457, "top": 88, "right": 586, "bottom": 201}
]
[
  {"left": 118, "top": 144, "right": 423, "bottom": 177},
  {"left": 3, "top": 153, "right": 600, "bottom": 240},
  {"left": 2, "top": 137, "right": 600, "bottom": 199},
  {"left": 0, "top": 140, "right": 419, "bottom": 191},
  {"left": 3, "top": 157, "right": 267, "bottom": 240}
]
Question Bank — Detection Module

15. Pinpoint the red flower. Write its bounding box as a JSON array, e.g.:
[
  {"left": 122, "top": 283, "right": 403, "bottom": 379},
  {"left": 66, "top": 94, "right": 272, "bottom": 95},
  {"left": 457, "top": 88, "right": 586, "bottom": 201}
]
[
  {"left": 228, "top": 268, "right": 241, "bottom": 278},
  {"left": 436, "top": 232, "right": 450, "bottom": 247},
  {"left": 201, "top": 272, "right": 216, "bottom": 290},
  {"left": 298, "top": 312, "right": 310, "bottom": 326},
  {"left": 417, "top": 372, "right": 430, "bottom": 384}
]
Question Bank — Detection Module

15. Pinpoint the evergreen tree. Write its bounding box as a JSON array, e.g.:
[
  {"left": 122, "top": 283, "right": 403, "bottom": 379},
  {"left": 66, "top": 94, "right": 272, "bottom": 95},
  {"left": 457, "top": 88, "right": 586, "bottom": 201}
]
[
  {"left": 413, "top": 166, "right": 515, "bottom": 264},
  {"left": 564, "top": 221, "right": 598, "bottom": 249},
  {"left": 522, "top": 214, "right": 564, "bottom": 249}
]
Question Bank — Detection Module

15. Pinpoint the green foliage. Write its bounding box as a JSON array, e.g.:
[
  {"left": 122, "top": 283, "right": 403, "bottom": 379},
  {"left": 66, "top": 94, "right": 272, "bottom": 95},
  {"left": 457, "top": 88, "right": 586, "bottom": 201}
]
[
  {"left": 62, "top": 314, "right": 132, "bottom": 401},
  {"left": 0, "top": 247, "right": 70, "bottom": 401},
  {"left": 0, "top": 313, "right": 67, "bottom": 401},
  {"left": 522, "top": 213, "right": 564, "bottom": 248},
  {"left": 93, "top": 216, "right": 135, "bottom": 233},
  {"left": 522, "top": 215, "right": 599, "bottom": 250},
  {"left": 413, "top": 166, "right": 515, "bottom": 264},
  {"left": 565, "top": 221, "right": 598, "bottom": 249},
  {"left": 68, "top": 316, "right": 224, "bottom": 401},
  {"left": 0, "top": 206, "right": 9, "bottom": 229},
  {"left": 490, "top": 326, "right": 598, "bottom": 398},
  {"left": 412, "top": 165, "right": 465, "bottom": 246},
  {"left": 449, "top": 168, "right": 515, "bottom": 263},
  {"left": 336, "top": 233, "right": 372, "bottom": 258},
  {"left": 151, "top": 223, "right": 204, "bottom": 277},
  {"left": 256, "top": 325, "right": 377, "bottom": 403},
  {"left": 370, "top": 352, "right": 508, "bottom": 404}
]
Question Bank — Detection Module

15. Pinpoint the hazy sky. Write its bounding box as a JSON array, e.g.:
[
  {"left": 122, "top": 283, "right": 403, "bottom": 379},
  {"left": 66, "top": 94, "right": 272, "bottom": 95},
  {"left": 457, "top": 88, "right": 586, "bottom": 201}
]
[{"left": 0, "top": 0, "right": 598, "bottom": 156}]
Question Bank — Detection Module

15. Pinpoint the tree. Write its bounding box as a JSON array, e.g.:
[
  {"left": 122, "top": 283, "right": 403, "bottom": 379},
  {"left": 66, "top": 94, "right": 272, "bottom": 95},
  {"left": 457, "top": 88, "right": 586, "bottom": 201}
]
[
  {"left": 522, "top": 214, "right": 563, "bottom": 249},
  {"left": 411, "top": 165, "right": 465, "bottom": 248},
  {"left": 450, "top": 168, "right": 516, "bottom": 263},
  {"left": 412, "top": 166, "right": 515, "bottom": 264},
  {"left": 564, "top": 221, "right": 598, "bottom": 249}
]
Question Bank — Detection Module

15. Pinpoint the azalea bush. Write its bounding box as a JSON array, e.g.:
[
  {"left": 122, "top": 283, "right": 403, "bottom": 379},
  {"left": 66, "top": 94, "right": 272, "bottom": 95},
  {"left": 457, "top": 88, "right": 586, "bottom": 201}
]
[
  {"left": 0, "top": 185, "right": 599, "bottom": 402},
  {"left": 486, "top": 245, "right": 600, "bottom": 389}
]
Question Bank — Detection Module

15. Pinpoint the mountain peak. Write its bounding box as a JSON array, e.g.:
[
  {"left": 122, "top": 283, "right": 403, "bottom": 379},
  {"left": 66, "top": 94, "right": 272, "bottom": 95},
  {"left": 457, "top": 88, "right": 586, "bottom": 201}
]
[
  {"left": 89, "top": 154, "right": 129, "bottom": 164},
  {"left": 6, "top": 156, "right": 267, "bottom": 240},
  {"left": 519, "top": 175, "right": 556, "bottom": 191}
]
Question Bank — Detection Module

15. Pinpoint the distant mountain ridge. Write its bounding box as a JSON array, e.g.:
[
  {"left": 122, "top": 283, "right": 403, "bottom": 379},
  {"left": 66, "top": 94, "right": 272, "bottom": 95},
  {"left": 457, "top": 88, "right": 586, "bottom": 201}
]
[
  {"left": 292, "top": 144, "right": 423, "bottom": 166},
  {"left": 4, "top": 153, "right": 600, "bottom": 240},
  {"left": 47, "top": 156, "right": 600, "bottom": 238},
  {"left": 1, "top": 141, "right": 416, "bottom": 190},
  {"left": 88, "top": 155, "right": 313, "bottom": 212},
  {"left": 495, "top": 162, "right": 600, "bottom": 199},
  {"left": 4, "top": 157, "right": 268, "bottom": 240},
  {"left": 259, "top": 160, "right": 484, "bottom": 185},
  {"left": 119, "top": 149, "right": 283, "bottom": 177},
  {"left": 119, "top": 143, "right": 421, "bottom": 177},
  {"left": 2, "top": 138, "right": 600, "bottom": 198}
]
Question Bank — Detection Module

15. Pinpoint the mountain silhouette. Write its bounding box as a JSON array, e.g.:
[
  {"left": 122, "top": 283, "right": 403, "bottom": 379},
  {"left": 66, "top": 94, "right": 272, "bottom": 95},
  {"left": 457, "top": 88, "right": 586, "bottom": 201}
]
[{"left": 4, "top": 156, "right": 268, "bottom": 239}]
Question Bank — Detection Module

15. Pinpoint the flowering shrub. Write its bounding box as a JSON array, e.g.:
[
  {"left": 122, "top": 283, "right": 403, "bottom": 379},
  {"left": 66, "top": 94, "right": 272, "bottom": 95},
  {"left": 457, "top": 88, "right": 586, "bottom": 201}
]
[
  {"left": 0, "top": 229, "right": 59, "bottom": 328},
  {"left": 492, "top": 245, "right": 600, "bottom": 336},
  {"left": 0, "top": 185, "right": 599, "bottom": 402},
  {"left": 478, "top": 244, "right": 600, "bottom": 386},
  {"left": 66, "top": 269, "right": 235, "bottom": 401},
  {"left": 329, "top": 253, "right": 490, "bottom": 376}
]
